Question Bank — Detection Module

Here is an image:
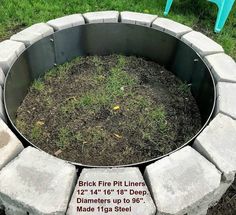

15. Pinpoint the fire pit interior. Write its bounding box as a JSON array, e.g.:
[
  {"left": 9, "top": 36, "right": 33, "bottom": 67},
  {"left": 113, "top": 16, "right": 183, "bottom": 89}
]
[{"left": 4, "top": 23, "right": 215, "bottom": 167}]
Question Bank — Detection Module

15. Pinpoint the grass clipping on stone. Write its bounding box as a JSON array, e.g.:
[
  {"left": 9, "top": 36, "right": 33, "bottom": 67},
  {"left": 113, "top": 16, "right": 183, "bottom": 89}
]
[{"left": 16, "top": 55, "right": 201, "bottom": 166}]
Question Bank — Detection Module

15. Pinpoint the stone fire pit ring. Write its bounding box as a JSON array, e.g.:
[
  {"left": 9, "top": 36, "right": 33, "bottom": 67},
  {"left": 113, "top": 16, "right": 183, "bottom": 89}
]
[{"left": 0, "top": 11, "right": 235, "bottom": 215}]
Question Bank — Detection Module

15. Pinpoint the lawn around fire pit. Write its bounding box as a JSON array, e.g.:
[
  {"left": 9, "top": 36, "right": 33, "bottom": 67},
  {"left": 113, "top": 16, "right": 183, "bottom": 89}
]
[{"left": 15, "top": 55, "right": 201, "bottom": 166}]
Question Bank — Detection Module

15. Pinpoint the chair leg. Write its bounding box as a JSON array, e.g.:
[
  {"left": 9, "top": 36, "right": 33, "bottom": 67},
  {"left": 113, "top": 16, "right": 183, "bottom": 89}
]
[
  {"left": 208, "top": 0, "right": 235, "bottom": 32},
  {"left": 164, "top": 0, "right": 174, "bottom": 16}
]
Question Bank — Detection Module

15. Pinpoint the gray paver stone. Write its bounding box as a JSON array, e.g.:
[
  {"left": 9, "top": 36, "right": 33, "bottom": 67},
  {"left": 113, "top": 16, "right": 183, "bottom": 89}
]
[
  {"left": 0, "top": 87, "right": 6, "bottom": 122},
  {"left": 0, "top": 68, "right": 5, "bottom": 86},
  {"left": 193, "top": 113, "right": 236, "bottom": 181},
  {"left": 204, "top": 53, "right": 236, "bottom": 83},
  {"left": 83, "top": 11, "right": 119, "bottom": 23},
  {"left": 152, "top": 18, "right": 192, "bottom": 37},
  {"left": 66, "top": 167, "right": 156, "bottom": 215},
  {"left": 0, "top": 40, "right": 25, "bottom": 74},
  {"left": 120, "top": 11, "right": 157, "bottom": 27},
  {"left": 0, "top": 146, "right": 77, "bottom": 215},
  {"left": 181, "top": 31, "right": 224, "bottom": 56},
  {"left": 47, "top": 14, "right": 85, "bottom": 31},
  {"left": 0, "top": 101, "right": 6, "bottom": 122},
  {"left": 144, "top": 146, "right": 221, "bottom": 215},
  {"left": 10, "top": 23, "right": 54, "bottom": 47},
  {"left": 216, "top": 82, "right": 236, "bottom": 119},
  {"left": 0, "top": 118, "right": 24, "bottom": 170}
]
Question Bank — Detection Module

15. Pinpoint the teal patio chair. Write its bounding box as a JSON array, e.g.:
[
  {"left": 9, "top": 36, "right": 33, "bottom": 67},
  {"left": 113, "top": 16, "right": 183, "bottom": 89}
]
[{"left": 164, "top": 0, "right": 235, "bottom": 32}]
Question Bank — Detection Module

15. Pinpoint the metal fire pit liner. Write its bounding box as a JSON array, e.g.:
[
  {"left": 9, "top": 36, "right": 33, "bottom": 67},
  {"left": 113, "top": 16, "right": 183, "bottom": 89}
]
[{"left": 4, "top": 23, "right": 216, "bottom": 169}]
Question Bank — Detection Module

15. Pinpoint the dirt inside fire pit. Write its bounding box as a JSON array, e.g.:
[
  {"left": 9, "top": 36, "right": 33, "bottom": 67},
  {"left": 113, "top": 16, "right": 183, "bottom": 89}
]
[{"left": 15, "top": 55, "right": 201, "bottom": 166}]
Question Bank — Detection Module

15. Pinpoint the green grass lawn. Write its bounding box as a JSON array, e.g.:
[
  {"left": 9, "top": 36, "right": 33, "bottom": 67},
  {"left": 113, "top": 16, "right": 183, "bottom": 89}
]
[{"left": 0, "top": 0, "right": 235, "bottom": 59}]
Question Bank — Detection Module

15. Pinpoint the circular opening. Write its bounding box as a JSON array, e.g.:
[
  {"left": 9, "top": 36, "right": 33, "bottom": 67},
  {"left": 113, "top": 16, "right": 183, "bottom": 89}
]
[
  {"left": 14, "top": 55, "right": 202, "bottom": 166},
  {"left": 4, "top": 23, "right": 216, "bottom": 168}
]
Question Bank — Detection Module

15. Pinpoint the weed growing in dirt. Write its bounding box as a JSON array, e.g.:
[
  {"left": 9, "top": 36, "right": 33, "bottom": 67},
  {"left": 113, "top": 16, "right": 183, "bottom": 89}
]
[
  {"left": 178, "top": 82, "right": 191, "bottom": 95},
  {"left": 30, "top": 123, "right": 42, "bottom": 140},
  {"left": 56, "top": 128, "right": 71, "bottom": 149},
  {"left": 32, "top": 79, "right": 45, "bottom": 92}
]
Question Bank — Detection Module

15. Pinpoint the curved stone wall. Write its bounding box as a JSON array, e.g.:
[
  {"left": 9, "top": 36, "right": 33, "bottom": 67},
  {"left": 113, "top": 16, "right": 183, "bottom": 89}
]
[{"left": 0, "top": 11, "right": 235, "bottom": 215}]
